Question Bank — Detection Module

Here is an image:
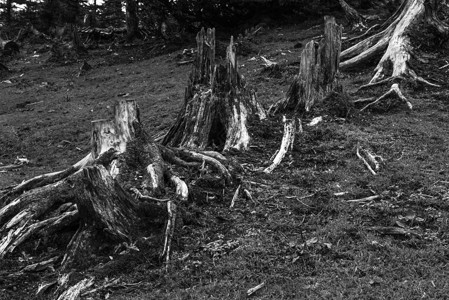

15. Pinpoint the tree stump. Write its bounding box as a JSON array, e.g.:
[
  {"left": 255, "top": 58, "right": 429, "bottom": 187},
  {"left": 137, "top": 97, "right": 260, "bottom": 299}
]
[
  {"left": 162, "top": 28, "right": 266, "bottom": 151},
  {"left": 270, "top": 16, "right": 343, "bottom": 114},
  {"left": 0, "top": 97, "right": 235, "bottom": 279}
]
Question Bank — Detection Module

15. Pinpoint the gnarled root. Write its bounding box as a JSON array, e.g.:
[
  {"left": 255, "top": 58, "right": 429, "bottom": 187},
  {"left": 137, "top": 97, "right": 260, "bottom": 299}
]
[
  {"left": 359, "top": 83, "right": 413, "bottom": 112},
  {"left": 340, "top": 0, "right": 442, "bottom": 87},
  {"left": 264, "top": 116, "right": 302, "bottom": 174},
  {"left": 0, "top": 99, "right": 235, "bottom": 275}
]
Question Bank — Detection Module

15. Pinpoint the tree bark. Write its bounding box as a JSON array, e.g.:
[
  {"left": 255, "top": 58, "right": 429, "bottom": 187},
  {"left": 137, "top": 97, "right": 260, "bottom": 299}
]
[
  {"left": 162, "top": 28, "right": 266, "bottom": 152},
  {"left": 270, "top": 16, "right": 343, "bottom": 114}
]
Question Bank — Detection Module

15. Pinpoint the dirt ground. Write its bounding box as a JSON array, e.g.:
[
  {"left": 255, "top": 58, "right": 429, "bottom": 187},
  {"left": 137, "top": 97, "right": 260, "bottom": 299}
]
[{"left": 1, "top": 16, "right": 449, "bottom": 299}]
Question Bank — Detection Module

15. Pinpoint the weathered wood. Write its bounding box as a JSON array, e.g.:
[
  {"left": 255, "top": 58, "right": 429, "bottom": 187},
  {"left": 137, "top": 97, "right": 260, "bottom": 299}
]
[
  {"left": 163, "top": 28, "right": 266, "bottom": 151},
  {"left": 270, "top": 16, "right": 343, "bottom": 113},
  {"left": 340, "top": 0, "right": 443, "bottom": 87},
  {"left": 0, "top": 92, "right": 236, "bottom": 276},
  {"left": 263, "top": 117, "right": 300, "bottom": 174},
  {"left": 56, "top": 277, "right": 94, "bottom": 300}
]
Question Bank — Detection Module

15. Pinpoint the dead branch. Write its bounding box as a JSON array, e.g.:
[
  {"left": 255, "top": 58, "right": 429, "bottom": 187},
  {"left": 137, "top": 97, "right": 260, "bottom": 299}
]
[
  {"left": 356, "top": 143, "right": 377, "bottom": 175},
  {"left": 346, "top": 195, "right": 381, "bottom": 203},
  {"left": 230, "top": 185, "right": 241, "bottom": 208}
]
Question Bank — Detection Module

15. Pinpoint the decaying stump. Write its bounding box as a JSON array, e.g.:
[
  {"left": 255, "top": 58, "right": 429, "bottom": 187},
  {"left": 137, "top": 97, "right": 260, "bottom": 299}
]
[
  {"left": 0, "top": 96, "right": 236, "bottom": 289},
  {"left": 264, "top": 16, "right": 342, "bottom": 173},
  {"left": 270, "top": 16, "right": 343, "bottom": 114},
  {"left": 162, "top": 28, "right": 266, "bottom": 151},
  {"left": 340, "top": 0, "right": 448, "bottom": 87}
]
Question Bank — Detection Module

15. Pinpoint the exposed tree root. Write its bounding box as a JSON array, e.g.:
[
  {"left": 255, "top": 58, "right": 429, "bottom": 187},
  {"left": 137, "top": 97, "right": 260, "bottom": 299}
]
[
  {"left": 359, "top": 83, "right": 413, "bottom": 111},
  {"left": 0, "top": 96, "right": 238, "bottom": 297},
  {"left": 343, "top": 24, "right": 380, "bottom": 44},
  {"left": 263, "top": 117, "right": 302, "bottom": 174},
  {"left": 340, "top": 0, "right": 447, "bottom": 87}
]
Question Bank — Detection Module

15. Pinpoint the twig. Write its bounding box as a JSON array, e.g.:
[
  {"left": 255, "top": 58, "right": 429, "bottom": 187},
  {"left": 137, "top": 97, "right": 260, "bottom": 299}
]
[
  {"left": 177, "top": 60, "right": 194, "bottom": 66},
  {"left": 130, "top": 188, "right": 171, "bottom": 202},
  {"left": 346, "top": 195, "right": 380, "bottom": 203},
  {"left": 243, "top": 188, "right": 255, "bottom": 203},
  {"left": 247, "top": 282, "right": 265, "bottom": 297},
  {"left": 230, "top": 185, "right": 241, "bottom": 208},
  {"left": 439, "top": 61, "right": 449, "bottom": 69},
  {"left": 161, "top": 201, "right": 177, "bottom": 268}
]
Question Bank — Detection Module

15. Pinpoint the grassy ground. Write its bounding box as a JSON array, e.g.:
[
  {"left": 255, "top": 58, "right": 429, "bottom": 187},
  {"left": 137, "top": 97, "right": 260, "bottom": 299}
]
[{"left": 1, "top": 17, "right": 449, "bottom": 300}]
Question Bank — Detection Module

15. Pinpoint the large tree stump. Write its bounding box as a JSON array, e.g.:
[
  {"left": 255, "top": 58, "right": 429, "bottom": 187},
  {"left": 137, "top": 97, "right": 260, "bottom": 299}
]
[
  {"left": 0, "top": 97, "right": 235, "bottom": 278},
  {"left": 270, "top": 16, "right": 343, "bottom": 114},
  {"left": 162, "top": 28, "right": 266, "bottom": 151}
]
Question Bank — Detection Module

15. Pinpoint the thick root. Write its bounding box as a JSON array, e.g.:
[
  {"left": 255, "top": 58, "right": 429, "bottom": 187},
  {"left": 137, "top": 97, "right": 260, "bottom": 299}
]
[
  {"left": 263, "top": 117, "right": 301, "bottom": 174},
  {"left": 341, "top": 0, "right": 441, "bottom": 87},
  {"left": 359, "top": 83, "right": 413, "bottom": 111}
]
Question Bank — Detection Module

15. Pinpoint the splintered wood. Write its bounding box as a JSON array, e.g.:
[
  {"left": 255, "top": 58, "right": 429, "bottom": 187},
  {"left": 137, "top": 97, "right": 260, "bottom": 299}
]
[
  {"left": 163, "top": 28, "right": 265, "bottom": 151},
  {"left": 264, "top": 116, "right": 301, "bottom": 174},
  {"left": 340, "top": 0, "right": 443, "bottom": 88},
  {"left": 270, "top": 16, "right": 342, "bottom": 114},
  {"left": 356, "top": 143, "right": 384, "bottom": 175}
]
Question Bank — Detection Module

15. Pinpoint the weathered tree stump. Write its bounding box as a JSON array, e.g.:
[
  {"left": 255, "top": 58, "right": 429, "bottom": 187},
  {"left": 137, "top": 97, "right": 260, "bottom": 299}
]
[
  {"left": 270, "top": 16, "right": 343, "bottom": 114},
  {"left": 0, "top": 97, "right": 235, "bottom": 283},
  {"left": 162, "top": 28, "right": 266, "bottom": 151}
]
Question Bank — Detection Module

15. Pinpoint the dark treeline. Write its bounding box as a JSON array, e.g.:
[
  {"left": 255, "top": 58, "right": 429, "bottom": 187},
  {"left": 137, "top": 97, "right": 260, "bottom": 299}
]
[{"left": 0, "top": 0, "right": 391, "bottom": 40}]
